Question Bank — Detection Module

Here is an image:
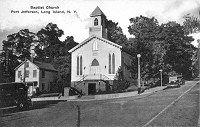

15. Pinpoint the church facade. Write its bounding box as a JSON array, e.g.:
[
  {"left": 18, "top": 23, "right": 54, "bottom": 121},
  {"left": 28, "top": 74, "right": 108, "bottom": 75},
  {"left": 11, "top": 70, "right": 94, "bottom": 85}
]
[{"left": 69, "top": 7, "right": 133, "bottom": 95}]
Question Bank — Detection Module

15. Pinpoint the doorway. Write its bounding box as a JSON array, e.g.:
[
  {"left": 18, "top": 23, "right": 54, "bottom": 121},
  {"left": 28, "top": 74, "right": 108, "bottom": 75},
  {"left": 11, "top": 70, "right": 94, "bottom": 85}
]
[{"left": 88, "top": 83, "right": 96, "bottom": 95}]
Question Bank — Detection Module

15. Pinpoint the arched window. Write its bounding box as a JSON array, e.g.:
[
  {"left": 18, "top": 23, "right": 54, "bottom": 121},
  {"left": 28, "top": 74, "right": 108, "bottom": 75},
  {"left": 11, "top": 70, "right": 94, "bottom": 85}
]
[
  {"left": 80, "top": 56, "right": 82, "bottom": 75},
  {"left": 112, "top": 53, "right": 115, "bottom": 74},
  {"left": 109, "top": 54, "right": 111, "bottom": 74},
  {"left": 77, "top": 56, "right": 83, "bottom": 75},
  {"left": 91, "top": 59, "right": 99, "bottom": 66},
  {"left": 77, "top": 56, "right": 79, "bottom": 75},
  {"left": 93, "top": 41, "right": 98, "bottom": 51},
  {"left": 94, "top": 18, "right": 98, "bottom": 26}
]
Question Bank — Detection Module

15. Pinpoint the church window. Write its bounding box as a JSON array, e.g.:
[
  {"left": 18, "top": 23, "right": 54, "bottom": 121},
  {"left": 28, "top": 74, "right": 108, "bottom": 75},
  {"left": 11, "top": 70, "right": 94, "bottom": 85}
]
[
  {"left": 77, "top": 55, "right": 83, "bottom": 75},
  {"left": 108, "top": 53, "right": 115, "bottom": 74},
  {"left": 80, "top": 56, "right": 83, "bottom": 75},
  {"left": 91, "top": 59, "right": 99, "bottom": 66},
  {"left": 94, "top": 18, "right": 98, "bottom": 26},
  {"left": 77, "top": 56, "right": 79, "bottom": 75},
  {"left": 112, "top": 53, "right": 115, "bottom": 74},
  {"left": 93, "top": 41, "right": 98, "bottom": 51},
  {"left": 109, "top": 54, "right": 111, "bottom": 74}
]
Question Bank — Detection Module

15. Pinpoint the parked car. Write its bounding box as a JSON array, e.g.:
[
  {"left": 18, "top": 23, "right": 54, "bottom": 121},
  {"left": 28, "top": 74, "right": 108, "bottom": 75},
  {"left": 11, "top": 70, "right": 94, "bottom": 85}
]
[
  {"left": 165, "top": 81, "right": 181, "bottom": 89},
  {"left": 165, "top": 75, "right": 184, "bottom": 89},
  {"left": 0, "top": 82, "right": 32, "bottom": 110}
]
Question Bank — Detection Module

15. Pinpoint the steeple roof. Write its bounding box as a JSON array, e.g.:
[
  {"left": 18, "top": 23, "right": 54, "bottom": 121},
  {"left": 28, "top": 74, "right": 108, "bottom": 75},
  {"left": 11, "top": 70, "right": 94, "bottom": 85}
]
[{"left": 90, "top": 6, "right": 106, "bottom": 17}]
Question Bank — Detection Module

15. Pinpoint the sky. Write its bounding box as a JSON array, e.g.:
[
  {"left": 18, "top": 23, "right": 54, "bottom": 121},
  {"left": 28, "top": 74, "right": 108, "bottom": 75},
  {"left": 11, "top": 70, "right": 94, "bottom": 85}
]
[{"left": 0, "top": 0, "right": 200, "bottom": 50}]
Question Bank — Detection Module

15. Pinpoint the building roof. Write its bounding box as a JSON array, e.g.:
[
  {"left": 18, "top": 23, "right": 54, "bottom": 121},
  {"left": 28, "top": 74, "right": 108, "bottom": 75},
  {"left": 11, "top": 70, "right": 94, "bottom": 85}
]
[
  {"left": 15, "top": 59, "right": 57, "bottom": 72},
  {"left": 68, "top": 35, "right": 122, "bottom": 53},
  {"left": 34, "top": 61, "right": 57, "bottom": 72},
  {"left": 90, "top": 6, "right": 106, "bottom": 17}
]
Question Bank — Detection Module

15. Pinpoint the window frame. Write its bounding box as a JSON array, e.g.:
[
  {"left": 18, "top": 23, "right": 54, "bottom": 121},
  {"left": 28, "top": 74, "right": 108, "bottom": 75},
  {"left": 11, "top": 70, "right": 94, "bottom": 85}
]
[
  {"left": 33, "top": 70, "right": 37, "bottom": 78},
  {"left": 42, "top": 70, "right": 45, "bottom": 78},
  {"left": 94, "top": 18, "right": 98, "bottom": 26},
  {"left": 18, "top": 71, "right": 22, "bottom": 78},
  {"left": 92, "top": 41, "right": 98, "bottom": 51},
  {"left": 25, "top": 70, "right": 29, "bottom": 78}
]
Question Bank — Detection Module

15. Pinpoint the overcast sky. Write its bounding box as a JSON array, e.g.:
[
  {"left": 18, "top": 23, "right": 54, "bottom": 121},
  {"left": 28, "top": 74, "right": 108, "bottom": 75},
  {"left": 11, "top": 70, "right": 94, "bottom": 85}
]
[{"left": 0, "top": 0, "right": 200, "bottom": 50}]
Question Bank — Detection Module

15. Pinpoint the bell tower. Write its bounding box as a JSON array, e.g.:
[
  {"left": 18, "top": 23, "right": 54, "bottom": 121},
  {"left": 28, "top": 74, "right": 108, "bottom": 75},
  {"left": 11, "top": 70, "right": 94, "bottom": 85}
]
[{"left": 89, "top": 6, "right": 107, "bottom": 39}]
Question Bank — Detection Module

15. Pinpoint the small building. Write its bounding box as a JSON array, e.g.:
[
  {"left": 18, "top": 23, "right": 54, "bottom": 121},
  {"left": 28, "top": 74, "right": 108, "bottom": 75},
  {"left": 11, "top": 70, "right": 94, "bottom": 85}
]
[
  {"left": 68, "top": 7, "right": 133, "bottom": 95},
  {"left": 15, "top": 59, "right": 57, "bottom": 96}
]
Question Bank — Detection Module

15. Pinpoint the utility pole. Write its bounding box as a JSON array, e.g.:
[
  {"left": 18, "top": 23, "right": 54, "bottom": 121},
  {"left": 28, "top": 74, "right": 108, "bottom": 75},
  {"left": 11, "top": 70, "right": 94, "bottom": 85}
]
[
  {"left": 23, "top": 58, "right": 27, "bottom": 83},
  {"left": 159, "top": 69, "right": 163, "bottom": 87},
  {"left": 77, "top": 105, "right": 80, "bottom": 127},
  {"left": 137, "top": 54, "right": 141, "bottom": 94}
]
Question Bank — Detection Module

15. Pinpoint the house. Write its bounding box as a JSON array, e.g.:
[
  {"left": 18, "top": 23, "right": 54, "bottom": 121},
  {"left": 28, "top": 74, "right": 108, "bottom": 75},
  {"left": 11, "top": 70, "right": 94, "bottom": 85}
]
[
  {"left": 68, "top": 6, "right": 133, "bottom": 95},
  {"left": 15, "top": 59, "right": 57, "bottom": 96}
]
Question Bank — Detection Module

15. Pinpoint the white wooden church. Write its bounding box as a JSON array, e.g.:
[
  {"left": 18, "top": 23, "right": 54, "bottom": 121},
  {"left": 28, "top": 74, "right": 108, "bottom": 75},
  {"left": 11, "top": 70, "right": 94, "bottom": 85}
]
[{"left": 69, "top": 6, "right": 133, "bottom": 95}]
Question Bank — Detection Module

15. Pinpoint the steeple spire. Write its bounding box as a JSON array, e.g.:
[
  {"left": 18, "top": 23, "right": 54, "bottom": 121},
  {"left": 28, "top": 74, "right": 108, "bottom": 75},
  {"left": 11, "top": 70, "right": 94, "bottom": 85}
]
[{"left": 90, "top": 6, "right": 106, "bottom": 17}]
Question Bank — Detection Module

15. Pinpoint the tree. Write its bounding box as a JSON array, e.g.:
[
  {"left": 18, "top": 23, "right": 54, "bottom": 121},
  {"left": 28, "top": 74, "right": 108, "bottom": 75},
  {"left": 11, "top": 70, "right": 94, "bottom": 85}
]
[
  {"left": 158, "top": 21, "right": 196, "bottom": 78},
  {"left": 0, "top": 29, "right": 37, "bottom": 82},
  {"left": 183, "top": 14, "right": 200, "bottom": 34},
  {"left": 106, "top": 20, "right": 128, "bottom": 46},
  {"left": 51, "top": 36, "right": 78, "bottom": 89},
  {"left": 35, "top": 23, "right": 64, "bottom": 62},
  {"left": 113, "top": 67, "right": 130, "bottom": 91},
  {"left": 128, "top": 15, "right": 160, "bottom": 80}
]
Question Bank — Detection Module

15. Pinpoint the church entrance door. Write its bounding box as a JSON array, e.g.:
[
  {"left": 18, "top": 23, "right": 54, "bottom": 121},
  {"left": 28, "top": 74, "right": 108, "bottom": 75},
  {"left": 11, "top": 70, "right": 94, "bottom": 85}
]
[
  {"left": 90, "top": 59, "right": 100, "bottom": 75},
  {"left": 88, "top": 83, "right": 96, "bottom": 95}
]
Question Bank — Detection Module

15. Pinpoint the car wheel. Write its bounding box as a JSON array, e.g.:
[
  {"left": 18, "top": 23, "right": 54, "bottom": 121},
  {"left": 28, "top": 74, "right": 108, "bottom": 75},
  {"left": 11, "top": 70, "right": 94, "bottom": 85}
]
[{"left": 17, "top": 102, "right": 25, "bottom": 109}]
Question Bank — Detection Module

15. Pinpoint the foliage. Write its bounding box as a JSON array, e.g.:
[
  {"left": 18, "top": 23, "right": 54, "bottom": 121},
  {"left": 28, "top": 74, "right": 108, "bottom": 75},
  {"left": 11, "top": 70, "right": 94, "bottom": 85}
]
[
  {"left": 158, "top": 22, "right": 196, "bottom": 78},
  {"left": 127, "top": 16, "right": 196, "bottom": 83},
  {"left": 51, "top": 36, "right": 78, "bottom": 87},
  {"left": 106, "top": 20, "right": 128, "bottom": 46},
  {"left": 0, "top": 29, "right": 37, "bottom": 82},
  {"left": 183, "top": 14, "right": 200, "bottom": 34},
  {"left": 127, "top": 15, "right": 160, "bottom": 80},
  {"left": 0, "top": 23, "right": 77, "bottom": 87},
  {"left": 113, "top": 67, "right": 130, "bottom": 91},
  {"left": 35, "top": 23, "right": 64, "bottom": 63}
]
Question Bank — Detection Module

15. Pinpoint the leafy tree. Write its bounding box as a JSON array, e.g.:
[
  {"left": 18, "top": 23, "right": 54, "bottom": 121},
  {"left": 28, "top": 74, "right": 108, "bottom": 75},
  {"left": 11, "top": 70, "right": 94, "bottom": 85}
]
[
  {"left": 35, "top": 23, "right": 64, "bottom": 62},
  {"left": 0, "top": 29, "right": 36, "bottom": 82},
  {"left": 183, "top": 14, "right": 200, "bottom": 34},
  {"left": 128, "top": 15, "right": 160, "bottom": 80},
  {"left": 106, "top": 20, "right": 128, "bottom": 46},
  {"left": 113, "top": 67, "right": 130, "bottom": 91},
  {"left": 51, "top": 36, "right": 78, "bottom": 89},
  {"left": 158, "top": 21, "right": 196, "bottom": 78}
]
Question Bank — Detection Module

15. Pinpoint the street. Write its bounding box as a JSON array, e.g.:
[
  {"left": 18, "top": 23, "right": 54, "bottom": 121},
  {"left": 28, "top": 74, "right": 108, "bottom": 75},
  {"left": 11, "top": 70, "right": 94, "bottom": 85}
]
[{"left": 0, "top": 80, "right": 199, "bottom": 127}]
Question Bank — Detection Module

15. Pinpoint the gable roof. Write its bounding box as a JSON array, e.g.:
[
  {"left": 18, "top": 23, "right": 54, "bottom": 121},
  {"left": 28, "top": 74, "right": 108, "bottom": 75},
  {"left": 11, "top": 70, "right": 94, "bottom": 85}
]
[
  {"left": 34, "top": 61, "right": 57, "bottom": 72},
  {"left": 90, "top": 6, "right": 106, "bottom": 17},
  {"left": 68, "top": 35, "right": 122, "bottom": 53},
  {"left": 15, "top": 59, "right": 57, "bottom": 72}
]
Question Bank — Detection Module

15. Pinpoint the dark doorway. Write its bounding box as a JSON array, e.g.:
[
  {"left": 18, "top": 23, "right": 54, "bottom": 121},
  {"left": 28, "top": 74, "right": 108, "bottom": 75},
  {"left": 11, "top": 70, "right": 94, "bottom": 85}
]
[{"left": 88, "top": 83, "right": 96, "bottom": 95}]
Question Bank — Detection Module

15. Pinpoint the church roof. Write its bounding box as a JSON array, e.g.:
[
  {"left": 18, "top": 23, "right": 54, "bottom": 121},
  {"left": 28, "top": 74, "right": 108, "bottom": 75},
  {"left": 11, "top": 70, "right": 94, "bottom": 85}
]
[
  {"left": 90, "top": 6, "right": 106, "bottom": 17},
  {"left": 68, "top": 35, "right": 122, "bottom": 53}
]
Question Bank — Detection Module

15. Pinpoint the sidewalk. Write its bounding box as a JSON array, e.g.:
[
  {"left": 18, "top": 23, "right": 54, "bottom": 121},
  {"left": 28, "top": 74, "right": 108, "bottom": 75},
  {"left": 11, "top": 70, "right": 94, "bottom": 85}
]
[{"left": 31, "top": 86, "right": 166, "bottom": 102}]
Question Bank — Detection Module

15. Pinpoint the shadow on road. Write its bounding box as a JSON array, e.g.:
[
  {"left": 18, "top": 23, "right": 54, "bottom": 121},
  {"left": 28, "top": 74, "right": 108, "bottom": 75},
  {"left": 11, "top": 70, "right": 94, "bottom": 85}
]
[{"left": 0, "top": 100, "right": 65, "bottom": 117}]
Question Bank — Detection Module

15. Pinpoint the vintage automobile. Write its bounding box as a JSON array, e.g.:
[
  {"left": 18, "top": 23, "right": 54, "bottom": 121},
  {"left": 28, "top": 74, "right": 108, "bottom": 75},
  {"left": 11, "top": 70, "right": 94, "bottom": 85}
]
[
  {"left": 0, "top": 82, "right": 32, "bottom": 110},
  {"left": 166, "top": 75, "right": 185, "bottom": 89}
]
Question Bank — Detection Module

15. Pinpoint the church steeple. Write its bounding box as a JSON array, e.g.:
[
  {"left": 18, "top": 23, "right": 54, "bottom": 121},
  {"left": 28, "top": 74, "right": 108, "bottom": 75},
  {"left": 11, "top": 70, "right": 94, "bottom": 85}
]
[
  {"left": 90, "top": 6, "right": 106, "bottom": 17},
  {"left": 89, "top": 6, "right": 107, "bottom": 39}
]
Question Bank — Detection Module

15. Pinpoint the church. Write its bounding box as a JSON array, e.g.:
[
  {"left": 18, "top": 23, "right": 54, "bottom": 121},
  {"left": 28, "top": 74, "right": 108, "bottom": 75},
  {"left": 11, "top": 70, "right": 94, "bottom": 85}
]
[{"left": 69, "top": 6, "right": 133, "bottom": 95}]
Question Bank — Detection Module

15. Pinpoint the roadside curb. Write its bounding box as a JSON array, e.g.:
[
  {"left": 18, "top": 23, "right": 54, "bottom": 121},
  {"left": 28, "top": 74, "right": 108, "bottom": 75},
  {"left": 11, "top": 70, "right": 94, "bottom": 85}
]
[
  {"left": 31, "top": 81, "right": 200, "bottom": 103},
  {"left": 66, "top": 86, "right": 166, "bottom": 102},
  {"left": 31, "top": 86, "right": 166, "bottom": 102}
]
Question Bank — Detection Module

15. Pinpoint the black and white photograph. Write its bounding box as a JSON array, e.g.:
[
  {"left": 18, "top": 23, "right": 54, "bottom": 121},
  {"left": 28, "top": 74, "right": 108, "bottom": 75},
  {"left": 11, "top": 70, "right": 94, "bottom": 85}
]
[{"left": 0, "top": 0, "right": 200, "bottom": 126}]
